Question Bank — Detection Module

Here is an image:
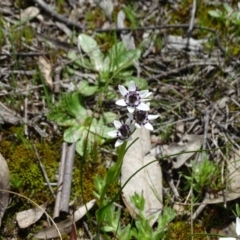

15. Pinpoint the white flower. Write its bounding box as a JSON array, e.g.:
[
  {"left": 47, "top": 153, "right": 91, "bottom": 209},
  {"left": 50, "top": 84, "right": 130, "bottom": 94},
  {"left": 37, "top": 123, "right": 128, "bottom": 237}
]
[
  {"left": 219, "top": 217, "right": 240, "bottom": 240},
  {"left": 107, "top": 119, "right": 135, "bottom": 147},
  {"left": 128, "top": 110, "right": 159, "bottom": 131},
  {"left": 115, "top": 81, "right": 152, "bottom": 113}
]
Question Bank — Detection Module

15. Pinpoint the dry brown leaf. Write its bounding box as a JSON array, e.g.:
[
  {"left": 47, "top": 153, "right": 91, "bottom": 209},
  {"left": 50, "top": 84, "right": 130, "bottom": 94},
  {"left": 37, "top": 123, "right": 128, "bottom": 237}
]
[
  {"left": 95, "top": 0, "right": 113, "bottom": 21},
  {"left": 0, "top": 152, "right": 10, "bottom": 227},
  {"left": 20, "top": 6, "right": 40, "bottom": 21},
  {"left": 38, "top": 57, "right": 53, "bottom": 89},
  {"left": 16, "top": 202, "right": 48, "bottom": 228},
  {"left": 0, "top": 102, "right": 22, "bottom": 124},
  {"left": 34, "top": 199, "right": 96, "bottom": 239},
  {"left": 151, "top": 134, "right": 203, "bottom": 169},
  {"left": 121, "top": 128, "right": 162, "bottom": 226}
]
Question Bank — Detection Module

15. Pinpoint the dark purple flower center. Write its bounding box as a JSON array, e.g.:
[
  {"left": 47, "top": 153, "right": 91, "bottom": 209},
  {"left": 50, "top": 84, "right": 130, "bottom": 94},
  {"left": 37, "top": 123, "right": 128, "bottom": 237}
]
[
  {"left": 134, "top": 111, "right": 148, "bottom": 125},
  {"left": 125, "top": 91, "right": 140, "bottom": 107},
  {"left": 117, "top": 124, "right": 131, "bottom": 140}
]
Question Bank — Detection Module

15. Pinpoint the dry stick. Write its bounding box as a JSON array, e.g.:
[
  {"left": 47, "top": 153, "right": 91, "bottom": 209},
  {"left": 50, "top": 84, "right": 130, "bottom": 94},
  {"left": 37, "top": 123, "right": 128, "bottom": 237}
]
[
  {"left": 53, "top": 142, "right": 67, "bottom": 220},
  {"left": 59, "top": 142, "right": 76, "bottom": 215},
  {"left": 199, "top": 109, "right": 210, "bottom": 163},
  {"left": 186, "top": 0, "right": 197, "bottom": 50},
  {"left": 30, "top": 0, "right": 226, "bottom": 55},
  {"left": 33, "top": 144, "right": 55, "bottom": 197},
  {"left": 32, "top": 0, "right": 83, "bottom": 30},
  {"left": 24, "top": 96, "right": 28, "bottom": 137}
]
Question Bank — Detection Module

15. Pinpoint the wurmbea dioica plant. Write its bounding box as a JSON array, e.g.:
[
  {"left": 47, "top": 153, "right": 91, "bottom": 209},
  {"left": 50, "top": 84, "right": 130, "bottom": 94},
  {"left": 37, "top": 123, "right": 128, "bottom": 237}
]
[
  {"left": 95, "top": 81, "right": 159, "bottom": 231},
  {"left": 108, "top": 80, "right": 159, "bottom": 147}
]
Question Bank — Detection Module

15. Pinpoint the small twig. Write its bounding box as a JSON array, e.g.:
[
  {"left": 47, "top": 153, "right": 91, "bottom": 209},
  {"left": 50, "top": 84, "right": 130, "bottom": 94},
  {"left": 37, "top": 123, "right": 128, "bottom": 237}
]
[
  {"left": 33, "top": 144, "right": 55, "bottom": 198},
  {"left": 200, "top": 109, "right": 210, "bottom": 163},
  {"left": 83, "top": 221, "right": 93, "bottom": 240},
  {"left": 166, "top": 170, "right": 180, "bottom": 199},
  {"left": 59, "top": 142, "right": 76, "bottom": 215},
  {"left": 186, "top": 0, "right": 197, "bottom": 50},
  {"left": 32, "top": 0, "right": 83, "bottom": 30},
  {"left": 53, "top": 142, "right": 67, "bottom": 220},
  {"left": 24, "top": 96, "right": 28, "bottom": 137}
]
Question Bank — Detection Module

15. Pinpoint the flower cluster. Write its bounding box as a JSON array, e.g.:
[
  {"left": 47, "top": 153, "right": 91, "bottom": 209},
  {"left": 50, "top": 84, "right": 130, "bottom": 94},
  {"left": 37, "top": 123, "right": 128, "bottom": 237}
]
[{"left": 108, "top": 81, "right": 159, "bottom": 147}]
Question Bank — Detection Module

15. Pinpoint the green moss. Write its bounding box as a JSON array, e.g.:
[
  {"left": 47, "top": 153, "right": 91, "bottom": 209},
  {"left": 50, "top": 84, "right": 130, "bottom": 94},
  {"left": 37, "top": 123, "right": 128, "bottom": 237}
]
[
  {"left": 0, "top": 127, "right": 61, "bottom": 238},
  {"left": 165, "top": 221, "right": 209, "bottom": 240},
  {"left": 0, "top": 129, "right": 60, "bottom": 203}
]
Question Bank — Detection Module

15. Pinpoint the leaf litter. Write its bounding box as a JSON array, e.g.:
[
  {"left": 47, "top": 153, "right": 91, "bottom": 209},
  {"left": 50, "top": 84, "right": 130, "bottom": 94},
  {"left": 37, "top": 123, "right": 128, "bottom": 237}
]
[{"left": 1, "top": 0, "right": 240, "bottom": 238}]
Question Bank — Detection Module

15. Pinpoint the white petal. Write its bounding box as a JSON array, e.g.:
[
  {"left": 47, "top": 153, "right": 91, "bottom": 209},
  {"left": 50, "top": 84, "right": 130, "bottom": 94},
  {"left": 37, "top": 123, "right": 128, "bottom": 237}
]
[
  {"left": 236, "top": 217, "right": 240, "bottom": 236},
  {"left": 137, "top": 102, "right": 150, "bottom": 111},
  {"left": 118, "top": 85, "right": 128, "bottom": 96},
  {"left": 141, "top": 98, "right": 151, "bottom": 102},
  {"left": 144, "top": 122, "right": 153, "bottom": 131},
  {"left": 139, "top": 90, "right": 149, "bottom": 98},
  {"left": 115, "top": 139, "right": 124, "bottom": 147},
  {"left": 145, "top": 92, "right": 152, "bottom": 98},
  {"left": 148, "top": 114, "right": 159, "bottom": 120},
  {"left": 116, "top": 99, "right": 127, "bottom": 106},
  {"left": 135, "top": 123, "right": 141, "bottom": 128},
  {"left": 127, "top": 113, "right": 134, "bottom": 120},
  {"left": 113, "top": 120, "right": 122, "bottom": 129},
  {"left": 108, "top": 130, "right": 118, "bottom": 137},
  {"left": 128, "top": 81, "right": 136, "bottom": 91},
  {"left": 125, "top": 118, "right": 131, "bottom": 125},
  {"left": 127, "top": 106, "right": 135, "bottom": 113},
  {"left": 130, "top": 124, "right": 135, "bottom": 132}
]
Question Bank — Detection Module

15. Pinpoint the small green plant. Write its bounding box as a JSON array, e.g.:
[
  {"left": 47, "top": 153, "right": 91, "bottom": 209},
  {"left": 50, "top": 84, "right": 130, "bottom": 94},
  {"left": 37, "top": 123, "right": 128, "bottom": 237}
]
[
  {"left": 48, "top": 92, "right": 115, "bottom": 156},
  {"left": 208, "top": 3, "right": 240, "bottom": 27},
  {"left": 182, "top": 157, "right": 223, "bottom": 195},
  {"left": 93, "top": 188, "right": 175, "bottom": 240},
  {"left": 67, "top": 33, "right": 147, "bottom": 98},
  {"left": 130, "top": 193, "right": 176, "bottom": 240}
]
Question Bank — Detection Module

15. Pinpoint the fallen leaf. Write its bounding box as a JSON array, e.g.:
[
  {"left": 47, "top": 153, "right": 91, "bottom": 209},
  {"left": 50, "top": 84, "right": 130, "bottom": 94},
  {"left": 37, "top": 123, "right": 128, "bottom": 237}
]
[
  {"left": 163, "top": 35, "right": 207, "bottom": 52},
  {"left": 34, "top": 199, "right": 96, "bottom": 239},
  {"left": 121, "top": 128, "right": 162, "bottom": 226},
  {"left": 0, "top": 102, "right": 22, "bottom": 124},
  {"left": 95, "top": 0, "right": 113, "bottom": 21},
  {"left": 117, "top": 10, "right": 136, "bottom": 50},
  {"left": 16, "top": 202, "right": 48, "bottom": 228},
  {"left": 20, "top": 6, "right": 40, "bottom": 21},
  {"left": 0, "top": 152, "right": 10, "bottom": 227},
  {"left": 38, "top": 56, "right": 53, "bottom": 89},
  {"left": 151, "top": 134, "right": 203, "bottom": 169}
]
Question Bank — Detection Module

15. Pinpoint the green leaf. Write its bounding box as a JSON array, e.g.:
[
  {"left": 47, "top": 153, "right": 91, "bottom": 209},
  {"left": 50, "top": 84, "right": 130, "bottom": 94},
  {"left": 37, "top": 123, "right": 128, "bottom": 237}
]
[
  {"left": 67, "top": 50, "right": 92, "bottom": 69},
  {"left": 75, "top": 130, "right": 89, "bottom": 156},
  {"left": 64, "top": 125, "right": 84, "bottom": 143},
  {"left": 101, "top": 226, "right": 115, "bottom": 232},
  {"left": 208, "top": 9, "right": 222, "bottom": 18},
  {"left": 103, "top": 112, "right": 117, "bottom": 124},
  {"left": 65, "top": 93, "right": 88, "bottom": 119},
  {"left": 224, "top": 3, "right": 233, "bottom": 14},
  {"left": 78, "top": 34, "right": 105, "bottom": 71},
  {"left": 108, "top": 42, "right": 140, "bottom": 72},
  {"left": 77, "top": 80, "right": 98, "bottom": 96},
  {"left": 124, "top": 76, "right": 148, "bottom": 89}
]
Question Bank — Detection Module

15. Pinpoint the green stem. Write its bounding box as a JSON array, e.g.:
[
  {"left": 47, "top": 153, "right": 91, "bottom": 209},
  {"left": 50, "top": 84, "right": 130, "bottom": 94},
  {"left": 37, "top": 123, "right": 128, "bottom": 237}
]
[{"left": 99, "top": 141, "right": 127, "bottom": 207}]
